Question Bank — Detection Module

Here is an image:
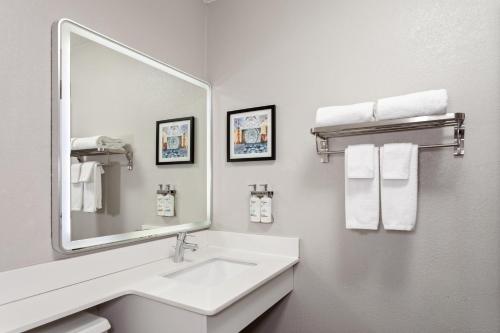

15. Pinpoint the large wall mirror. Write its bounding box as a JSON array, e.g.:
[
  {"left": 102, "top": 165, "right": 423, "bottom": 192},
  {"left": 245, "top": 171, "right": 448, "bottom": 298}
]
[{"left": 51, "top": 19, "right": 211, "bottom": 253}]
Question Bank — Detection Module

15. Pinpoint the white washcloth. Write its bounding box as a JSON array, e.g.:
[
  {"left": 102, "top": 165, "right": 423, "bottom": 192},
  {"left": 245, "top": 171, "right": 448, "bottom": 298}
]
[
  {"left": 315, "top": 102, "right": 374, "bottom": 127},
  {"left": 70, "top": 163, "right": 83, "bottom": 211},
  {"left": 381, "top": 143, "right": 413, "bottom": 179},
  {"left": 375, "top": 89, "right": 448, "bottom": 121},
  {"left": 346, "top": 144, "right": 375, "bottom": 178},
  {"left": 345, "top": 146, "right": 380, "bottom": 230},
  {"left": 381, "top": 144, "right": 418, "bottom": 231},
  {"left": 80, "top": 162, "right": 105, "bottom": 213},
  {"left": 71, "top": 136, "right": 125, "bottom": 151}
]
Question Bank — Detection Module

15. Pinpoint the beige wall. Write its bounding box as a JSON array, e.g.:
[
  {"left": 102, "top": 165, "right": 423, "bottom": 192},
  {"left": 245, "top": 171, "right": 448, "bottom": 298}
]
[
  {"left": 70, "top": 35, "right": 207, "bottom": 240},
  {"left": 0, "top": 0, "right": 207, "bottom": 272},
  {"left": 207, "top": 0, "right": 500, "bottom": 332}
]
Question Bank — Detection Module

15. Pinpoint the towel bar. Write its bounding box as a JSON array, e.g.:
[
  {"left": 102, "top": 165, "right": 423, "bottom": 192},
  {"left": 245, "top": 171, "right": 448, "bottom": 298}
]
[
  {"left": 71, "top": 147, "right": 134, "bottom": 170},
  {"left": 311, "top": 113, "right": 465, "bottom": 163}
]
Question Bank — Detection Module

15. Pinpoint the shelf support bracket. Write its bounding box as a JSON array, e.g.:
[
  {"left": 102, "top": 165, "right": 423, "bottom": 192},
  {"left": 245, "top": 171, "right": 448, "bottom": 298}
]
[
  {"left": 316, "top": 134, "right": 329, "bottom": 163},
  {"left": 454, "top": 119, "right": 465, "bottom": 156}
]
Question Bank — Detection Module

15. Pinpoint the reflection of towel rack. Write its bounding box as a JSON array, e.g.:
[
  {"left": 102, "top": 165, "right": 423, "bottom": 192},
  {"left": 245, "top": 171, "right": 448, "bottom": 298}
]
[
  {"left": 71, "top": 147, "right": 133, "bottom": 170},
  {"left": 310, "top": 113, "right": 465, "bottom": 163}
]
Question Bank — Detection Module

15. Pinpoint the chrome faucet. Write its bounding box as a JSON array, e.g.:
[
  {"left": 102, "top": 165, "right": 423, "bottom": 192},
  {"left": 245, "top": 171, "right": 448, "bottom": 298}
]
[{"left": 173, "top": 232, "right": 198, "bottom": 263}]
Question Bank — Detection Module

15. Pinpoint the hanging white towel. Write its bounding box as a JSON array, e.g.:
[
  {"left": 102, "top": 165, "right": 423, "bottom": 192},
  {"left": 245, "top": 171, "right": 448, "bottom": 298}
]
[
  {"left": 375, "top": 89, "right": 448, "bottom": 121},
  {"left": 381, "top": 143, "right": 413, "bottom": 179},
  {"left": 70, "top": 163, "right": 83, "bottom": 211},
  {"left": 345, "top": 145, "right": 380, "bottom": 230},
  {"left": 71, "top": 136, "right": 125, "bottom": 151},
  {"left": 346, "top": 144, "right": 375, "bottom": 178},
  {"left": 315, "top": 102, "right": 374, "bottom": 127},
  {"left": 381, "top": 144, "right": 418, "bottom": 231},
  {"left": 80, "top": 161, "right": 105, "bottom": 213}
]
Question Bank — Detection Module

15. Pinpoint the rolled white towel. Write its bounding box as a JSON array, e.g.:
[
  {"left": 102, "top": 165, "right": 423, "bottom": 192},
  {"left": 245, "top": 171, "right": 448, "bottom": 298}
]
[
  {"left": 375, "top": 89, "right": 448, "bottom": 121},
  {"left": 71, "top": 136, "right": 125, "bottom": 151},
  {"left": 315, "top": 102, "right": 374, "bottom": 127}
]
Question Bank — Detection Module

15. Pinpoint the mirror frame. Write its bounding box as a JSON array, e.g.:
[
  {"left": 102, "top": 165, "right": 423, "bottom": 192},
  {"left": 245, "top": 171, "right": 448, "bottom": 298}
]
[{"left": 51, "top": 19, "right": 212, "bottom": 253}]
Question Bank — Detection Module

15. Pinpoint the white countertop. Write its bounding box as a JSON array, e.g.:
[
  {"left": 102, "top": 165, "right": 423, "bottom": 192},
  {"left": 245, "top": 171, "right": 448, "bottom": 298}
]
[{"left": 0, "top": 231, "right": 299, "bottom": 333}]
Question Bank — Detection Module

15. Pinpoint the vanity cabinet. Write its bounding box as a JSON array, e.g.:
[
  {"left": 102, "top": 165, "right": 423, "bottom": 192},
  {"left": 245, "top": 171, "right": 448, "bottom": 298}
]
[{"left": 97, "top": 269, "right": 293, "bottom": 333}]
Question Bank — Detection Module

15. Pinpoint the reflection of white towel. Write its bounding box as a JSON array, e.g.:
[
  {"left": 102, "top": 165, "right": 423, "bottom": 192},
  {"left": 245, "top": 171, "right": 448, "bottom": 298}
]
[
  {"left": 80, "top": 162, "right": 105, "bottom": 213},
  {"left": 381, "top": 144, "right": 418, "bottom": 231},
  {"left": 71, "top": 136, "right": 125, "bottom": 150},
  {"left": 376, "top": 89, "right": 448, "bottom": 121},
  {"left": 315, "top": 102, "right": 374, "bottom": 127},
  {"left": 71, "top": 163, "right": 83, "bottom": 211},
  {"left": 345, "top": 145, "right": 380, "bottom": 230}
]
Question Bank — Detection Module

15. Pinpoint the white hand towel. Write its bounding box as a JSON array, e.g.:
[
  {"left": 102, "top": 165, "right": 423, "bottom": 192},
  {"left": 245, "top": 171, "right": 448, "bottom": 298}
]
[
  {"left": 71, "top": 136, "right": 125, "bottom": 151},
  {"left": 80, "top": 162, "right": 105, "bottom": 213},
  {"left": 381, "top": 144, "right": 418, "bottom": 231},
  {"left": 375, "top": 89, "right": 448, "bottom": 121},
  {"left": 381, "top": 143, "right": 413, "bottom": 179},
  {"left": 79, "top": 162, "right": 95, "bottom": 183},
  {"left": 70, "top": 163, "right": 83, "bottom": 211},
  {"left": 316, "top": 102, "right": 374, "bottom": 127},
  {"left": 346, "top": 144, "right": 375, "bottom": 178},
  {"left": 345, "top": 145, "right": 380, "bottom": 230}
]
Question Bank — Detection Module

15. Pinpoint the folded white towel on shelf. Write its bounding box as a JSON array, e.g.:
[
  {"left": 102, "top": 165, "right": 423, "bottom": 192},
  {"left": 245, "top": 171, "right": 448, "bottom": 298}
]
[
  {"left": 345, "top": 145, "right": 380, "bottom": 230},
  {"left": 381, "top": 144, "right": 418, "bottom": 231},
  {"left": 79, "top": 161, "right": 105, "bottom": 213},
  {"left": 381, "top": 143, "right": 413, "bottom": 179},
  {"left": 375, "top": 89, "right": 448, "bottom": 121},
  {"left": 70, "top": 163, "right": 83, "bottom": 211},
  {"left": 71, "top": 136, "right": 125, "bottom": 151},
  {"left": 315, "top": 102, "right": 374, "bottom": 127}
]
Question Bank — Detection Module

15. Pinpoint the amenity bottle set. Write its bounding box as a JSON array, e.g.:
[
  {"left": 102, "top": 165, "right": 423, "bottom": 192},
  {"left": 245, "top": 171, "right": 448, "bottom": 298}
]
[
  {"left": 249, "top": 184, "right": 273, "bottom": 223},
  {"left": 157, "top": 184, "right": 176, "bottom": 217}
]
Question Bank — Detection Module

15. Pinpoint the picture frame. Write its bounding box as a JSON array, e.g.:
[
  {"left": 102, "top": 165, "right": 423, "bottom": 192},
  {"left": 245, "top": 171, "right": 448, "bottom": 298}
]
[
  {"left": 156, "top": 116, "right": 195, "bottom": 165},
  {"left": 227, "top": 105, "right": 276, "bottom": 162}
]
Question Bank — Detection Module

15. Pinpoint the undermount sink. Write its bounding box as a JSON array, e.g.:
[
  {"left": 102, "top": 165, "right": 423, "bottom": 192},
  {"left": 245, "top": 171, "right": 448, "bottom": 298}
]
[{"left": 164, "top": 258, "right": 256, "bottom": 287}]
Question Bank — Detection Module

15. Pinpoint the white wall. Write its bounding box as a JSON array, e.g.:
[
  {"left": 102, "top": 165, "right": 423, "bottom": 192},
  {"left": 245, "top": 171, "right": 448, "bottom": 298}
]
[
  {"left": 0, "top": 0, "right": 207, "bottom": 272},
  {"left": 207, "top": 0, "right": 500, "bottom": 332}
]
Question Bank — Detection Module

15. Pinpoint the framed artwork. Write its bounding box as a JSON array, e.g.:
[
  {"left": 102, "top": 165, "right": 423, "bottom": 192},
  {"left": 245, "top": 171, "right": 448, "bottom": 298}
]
[
  {"left": 227, "top": 105, "right": 276, "bottom": 162},
  {"left": 156, "top": 117, "right": 195, "bottom": 165}
]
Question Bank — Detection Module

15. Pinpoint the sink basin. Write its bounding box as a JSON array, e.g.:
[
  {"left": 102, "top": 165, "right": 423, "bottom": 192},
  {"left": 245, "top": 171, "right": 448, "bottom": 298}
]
[{"left": 164, "top": 258, "right": 256, "bottom": 287}]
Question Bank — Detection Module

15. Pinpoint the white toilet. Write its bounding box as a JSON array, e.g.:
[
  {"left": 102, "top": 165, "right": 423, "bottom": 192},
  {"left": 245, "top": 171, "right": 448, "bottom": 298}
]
[{"left": 32, "top": 312, "right": 111, "bottom": 333}]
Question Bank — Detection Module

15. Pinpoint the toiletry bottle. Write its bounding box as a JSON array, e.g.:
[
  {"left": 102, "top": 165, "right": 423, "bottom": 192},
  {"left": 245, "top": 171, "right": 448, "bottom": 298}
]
[
  {"left": 156, "top": 185, "right": 166, "bottom": 216},
  {"left": 259, "top": 184, "right": 273, "bottom": 224},
  {"left": 164, "top": 185, "right": 175, "bottom": 217},
  {"left": 248, "top": 184, "right": 261, "bottom": 223}
]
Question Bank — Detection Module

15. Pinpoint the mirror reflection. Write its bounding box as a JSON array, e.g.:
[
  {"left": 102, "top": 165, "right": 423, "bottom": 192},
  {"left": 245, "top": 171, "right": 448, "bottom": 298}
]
[{"left": 66, "top": 29, "right": 209, "bottom": 243}]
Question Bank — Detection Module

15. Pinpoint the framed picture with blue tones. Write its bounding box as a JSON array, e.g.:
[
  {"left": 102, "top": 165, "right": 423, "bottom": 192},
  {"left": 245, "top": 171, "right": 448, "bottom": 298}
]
[
  {"left": 227, "top": 105, "right": 276, "bottom": 162},
  {"left": 156, "top": 117, "right": 195, "bottom": 165}
]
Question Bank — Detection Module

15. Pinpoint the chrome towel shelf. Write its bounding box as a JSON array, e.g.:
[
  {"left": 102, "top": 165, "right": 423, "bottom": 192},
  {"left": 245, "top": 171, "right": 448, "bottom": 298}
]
[
  {"left": 71, "top": 146, "right": 134, "bottom": 170},
  {"left": 310, "top": 113, "right": 465, "bottom": 163}
]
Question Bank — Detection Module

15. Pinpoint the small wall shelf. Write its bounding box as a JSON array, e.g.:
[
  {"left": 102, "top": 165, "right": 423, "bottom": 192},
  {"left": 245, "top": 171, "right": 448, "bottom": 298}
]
[
  {"left": 71, "top": 147, "right": 134, "bottom": 170},
  {"left": 310, "top": 113, "right": 465, "bottom": 163}
]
